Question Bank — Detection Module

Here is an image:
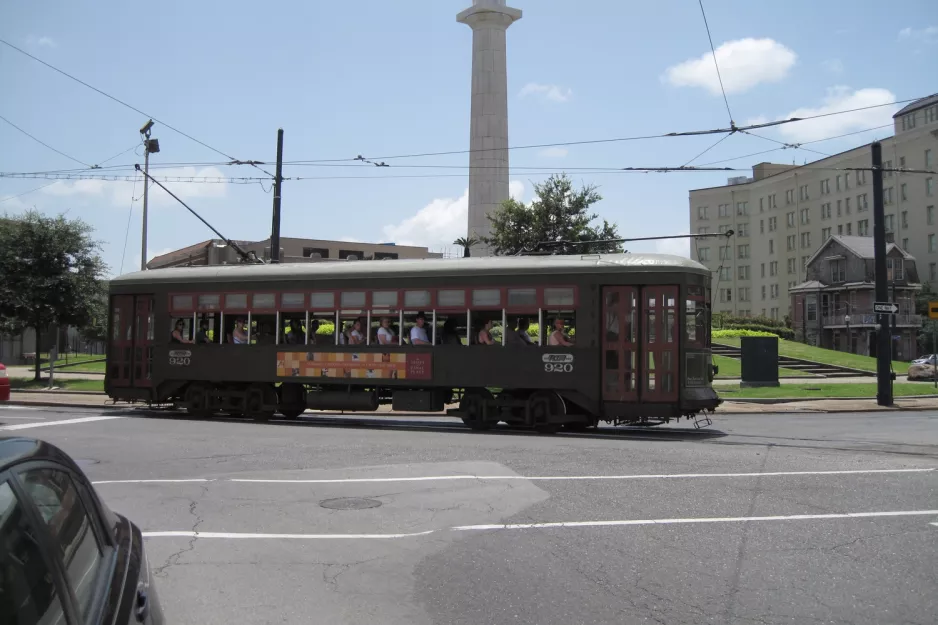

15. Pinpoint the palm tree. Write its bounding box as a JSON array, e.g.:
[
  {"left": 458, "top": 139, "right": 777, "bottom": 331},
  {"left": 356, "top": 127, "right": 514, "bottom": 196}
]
[{"left": 453, "top": 235, "right": 480, "bottom": 258}]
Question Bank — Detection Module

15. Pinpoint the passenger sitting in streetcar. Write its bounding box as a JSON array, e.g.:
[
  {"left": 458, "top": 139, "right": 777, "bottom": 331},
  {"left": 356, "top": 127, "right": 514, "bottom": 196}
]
[
  {"left": 337, "top": 322, "right": 349, "bottom": 345},
  {"left": 391, "top": 323, "right": 403, "bottom": 344},
  {"left": 410, "top": 313, "right": 431, "bottom": 345},
  {"left": 377, "top": 317, "right": 396, "bottom": 345},
  {"left": 308, "top": 319, "right": 320, "bottom": 345},
  {"left": 348, "top": 318, "right": 365, "bottom": 345},
  {"left": 506, "top": 318, "right": 534, "bottom": 346},
  {"left": 232, "top": 319, "right": 249, "bottom": 344},
  {"left": 475, "top": 319, "right": 495, "bottom": 345},
  {"left": 548, "top": 317, "right": 574, "bottom": 346},
  {"left": 286, "top": 319, "right": 306, "bottom": 345},
  {"left": 440, "top": 318, "right": 462, "bottom": 345},
  {"left": 171, "top": 319, "right": 192, "bottom": 344},
  {"left": 195, "top": 319, "right": 211, "bottom": 344}
]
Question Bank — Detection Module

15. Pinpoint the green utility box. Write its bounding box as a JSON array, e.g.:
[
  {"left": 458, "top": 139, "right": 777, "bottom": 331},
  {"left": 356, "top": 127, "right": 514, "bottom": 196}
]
[{"left": 740, "top": 336, "right": 780, "bottom": 387}]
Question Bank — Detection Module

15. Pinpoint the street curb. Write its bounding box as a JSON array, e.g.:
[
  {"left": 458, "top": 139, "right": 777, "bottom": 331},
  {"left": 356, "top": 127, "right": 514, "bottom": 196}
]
[
  {"left": 3, "top": 400, "right": 125, "bottom": 410},
  {"left": 12, "top": 389, "right": 106, "bottom": 396},
  {"left": 721, "top": 395, "right": 938, "bottom": 404}
]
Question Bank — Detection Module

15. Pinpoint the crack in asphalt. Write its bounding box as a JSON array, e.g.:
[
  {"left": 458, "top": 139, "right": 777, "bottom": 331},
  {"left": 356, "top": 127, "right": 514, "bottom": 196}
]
[{"left": 152, "top": 482, "right": 208, "bottom": 578}]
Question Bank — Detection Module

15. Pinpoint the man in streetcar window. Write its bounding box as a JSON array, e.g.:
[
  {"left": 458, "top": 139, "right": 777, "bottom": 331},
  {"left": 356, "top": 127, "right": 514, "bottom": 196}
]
[
  {"left": 410, "top": 313, "right": 431, "bottom": 345},
  {"left": 507, "top": 318, "right": 534, "bottom": 346}
]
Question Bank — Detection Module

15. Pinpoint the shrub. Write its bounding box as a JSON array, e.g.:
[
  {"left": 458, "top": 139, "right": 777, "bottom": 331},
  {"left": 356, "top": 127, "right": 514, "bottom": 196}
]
[
  {"left": 713, "top": 325, "right": 795, "bottom": 340},
  {"left": 712, "top": 329, "right": 777, "bottom": 339}
]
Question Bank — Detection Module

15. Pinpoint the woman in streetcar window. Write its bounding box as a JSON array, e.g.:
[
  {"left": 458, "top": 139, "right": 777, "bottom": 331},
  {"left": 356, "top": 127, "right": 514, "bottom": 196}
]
[
  {"left": 549, "top": 317, "right": 574, "bottom": 346},
  {"left": 171, "top": 320, "right": 192, "bottom": 344},
  {"left": 377, "top": 317, "right": 396, "bottom": 345},
  {"left": 232, "top": 319, "right": 249, "bottom": 344},
  {"left": 348, "top": 319, "right": 365, "bottom": 345},
  {"left": 475, "top": 319, "right": 495, "bottom": 345}
]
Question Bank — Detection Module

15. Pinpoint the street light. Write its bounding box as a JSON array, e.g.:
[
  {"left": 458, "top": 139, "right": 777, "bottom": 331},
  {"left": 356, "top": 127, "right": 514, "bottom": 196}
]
[
  {"left": 844, "top": 314, "right": 851, "bottom": 353},
  {"left": 140, "top": 120, "right": 160, "bottom": 271}
]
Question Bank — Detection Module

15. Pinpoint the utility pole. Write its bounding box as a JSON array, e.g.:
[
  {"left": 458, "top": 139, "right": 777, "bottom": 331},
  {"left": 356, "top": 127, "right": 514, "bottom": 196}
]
[
  {"left": 872, "top": 141, "right": 893, "bottom": 406},
  {"left": 139, "top": 119, "right": 160, "bottom": 271},
  {"left": 270, "top": 128, "right": 284, "bottom": 263}
]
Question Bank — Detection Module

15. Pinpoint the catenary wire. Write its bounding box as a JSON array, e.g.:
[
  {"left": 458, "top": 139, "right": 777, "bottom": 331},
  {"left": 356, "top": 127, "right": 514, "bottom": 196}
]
[
  {"left": 0, "top": 113, "right": 92, "bottom": 167},
  {"left": 696, "top": 0, "right": 734, "bottom": 126}
]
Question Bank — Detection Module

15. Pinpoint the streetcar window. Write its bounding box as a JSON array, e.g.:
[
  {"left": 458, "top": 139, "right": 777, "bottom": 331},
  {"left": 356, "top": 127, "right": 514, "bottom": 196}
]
[
  {"left": 472, "top": 289, "right": 501, "bottom": 307},
  {"left": 198, "top": 294, "right": 220, "bottom": 311},
  {"left": 438, "top": 289, "right": 465, "bottom": 308},
  {"left": 251, "top": 314, "right": 277, "bottom": 345},
  {"left": 170, "top": 317, "right": 193, "bottom": 344},
  {"left": 281, "top": 316, "right": 307, "bottom": 345},
  {"left": 507, "top": 288, "right": 537, "bottom": 307},
  {"left": 470, "top": 312, "right": 500, "bottom": 345},
  {"left": 372, "top": 291, "right": 398, "bottom": 308},
  {"left": 253, "top": 293, "right": 276, "bottom": 310},
  {"left": 310, "top": 292, "right": 335, "bottom": 309},
  {"left": 341, "top": 291, "right": 366, "bottom": 308},
  {"left": 309, "top": 313, "right": 333, "bottom": 345},
  {"left": 545, "top": 313, "right": 575, "bottom": 347},
  {"left": 196, "top": 314, "right": 219, "bottom": 344},
  {"left": 506, "top": 317, "right": 535, "bottom": 347},
  {"left": 281, "top": 292, "right": 305, "bottom": 309},
  {"left": 404, "top": 290, "right": 431, "bottom": 308},
  {"left": 544, "top": 287, "right": 575, "bottom": 307},
  {"left": 435, "top": 313, "right": 467, "bottom": 345},
  {"left": 172, "top": 294, "right": 194, "bottom": 311},
  {"left": 226, "top": 317, "right": 249, "bottom": 344},
  {"left": 225, "top": 294, "right": 247, "bottom": 310}
]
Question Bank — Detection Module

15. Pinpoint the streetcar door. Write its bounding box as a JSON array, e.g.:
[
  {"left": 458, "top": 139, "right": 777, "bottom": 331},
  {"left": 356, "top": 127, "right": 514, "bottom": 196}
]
[
  {"left": 109, "top": 295, "right": 134, "bottom": 387},
  {"left": 132, "top": 296, "right": 155, "bottom": 387},
  {"left": 641, "top": 286, "right": 679, "bottom": 402},
  {"left": 601, "top": 287, "right": 638, "bottom": 402}
]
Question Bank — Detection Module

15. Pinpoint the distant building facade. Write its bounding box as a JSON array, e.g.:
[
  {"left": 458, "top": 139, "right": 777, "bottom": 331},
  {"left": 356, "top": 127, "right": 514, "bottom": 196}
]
[
  {"left": 147, "top": 237, "right": 441, "bottom": 270},
  {"left": 688, "top": 94, "right": 938, "bottom": 319},
  {"left": 789, "top": 235, "right": 923, "bottom": 359}
]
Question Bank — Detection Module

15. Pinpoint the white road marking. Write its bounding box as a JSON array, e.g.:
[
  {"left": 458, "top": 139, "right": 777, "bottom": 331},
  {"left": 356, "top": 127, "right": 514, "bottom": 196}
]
[
  {"left": 92, "top": 478, "right": 213, "bottom": 485},
  {"left": 142, "top": 530, "right": 436, "bottom": 539},
  {"left": 226, "top": 468, "right": 935, "bottom": 485},
  {"left": 0, "top": 405, "right": 41, "bottom": 411},
  {"left": 453, "top": 510, "right": 938, "bottom": 532},
  {"left": 0, "top": 416, "right": 123, "bottom": 431},
  {"left": 0, "top": 415, "right": 49, "bottom": 420},
  {"left": 141, "top": 509, "right": 938, "bottom": 540}
]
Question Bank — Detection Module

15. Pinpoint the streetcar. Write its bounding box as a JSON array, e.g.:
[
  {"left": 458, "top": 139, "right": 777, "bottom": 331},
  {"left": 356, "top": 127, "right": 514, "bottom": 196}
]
[{"left": 106, "top": 253, "right": 720, "bottom": 430}]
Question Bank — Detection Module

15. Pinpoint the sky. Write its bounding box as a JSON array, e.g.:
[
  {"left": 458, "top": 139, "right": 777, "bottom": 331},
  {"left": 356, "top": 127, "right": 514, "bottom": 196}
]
[{"left": 2, "top": 0, "right": 936, "bottom": 276}]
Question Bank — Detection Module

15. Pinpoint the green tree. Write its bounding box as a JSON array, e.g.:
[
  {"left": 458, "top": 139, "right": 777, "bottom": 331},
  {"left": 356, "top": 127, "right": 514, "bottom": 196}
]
[
  {"left": 0, "top": 211, "right": 108, "bottom": 380},
  {"left": 453, "top": 235, "right": 480, "bottom": 258},
  {"left": 483, "top": 174, "right": 620, "bottom": 255}
]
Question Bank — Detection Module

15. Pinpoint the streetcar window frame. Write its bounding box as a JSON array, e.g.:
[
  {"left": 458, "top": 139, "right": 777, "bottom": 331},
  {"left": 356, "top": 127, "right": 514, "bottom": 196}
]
[
  {"left": 341, "top": 291, "right": 367, "bottom": 309},
  {"left": 471, "top": 288, "right": 502, "bottom": 309},
  {"left": 170, "top": 294, "right": 194, "bottom": 312},
  {"left": 197, "top": 294, "right": 220, "bottom": 311},
  {"left": 437, "top": 289, "right": 466, "bottom": 309},
  {"left": 309, "top": 291, "right": 336, "bottom": 310},
  {"left": 223, "top": 293, "right": 248, "bottom": 311},
  {"left": 404, "top": 290, "right": 432, "bottom": 309},
  {"left": 372, "top": 290, "right": 399, "bottom": 308},
  {"left": 251, "top": 293, "right": 278, "bottom": 313},
  {"left": 280, "top": 292, "right": 306, "bottom": 310}
]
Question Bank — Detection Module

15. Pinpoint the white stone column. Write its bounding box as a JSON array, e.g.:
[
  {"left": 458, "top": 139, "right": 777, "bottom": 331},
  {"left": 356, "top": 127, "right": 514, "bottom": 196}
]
[{"left": 458, "top": 0, "right": 521, "bottom": 256}]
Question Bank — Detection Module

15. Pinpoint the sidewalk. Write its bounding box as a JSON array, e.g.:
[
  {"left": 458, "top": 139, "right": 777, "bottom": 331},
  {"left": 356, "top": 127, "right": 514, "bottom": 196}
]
[
  {"left": 5, "top": 391, "right": 938, "bottom": 414},
  {"left": 5, "top": 366, "right": 103, "bottom": 381}
]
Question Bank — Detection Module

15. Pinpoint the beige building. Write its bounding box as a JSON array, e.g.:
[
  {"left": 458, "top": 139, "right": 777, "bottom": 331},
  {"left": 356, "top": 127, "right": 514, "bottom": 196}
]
[
  {"left": 147, "top": 237, "right": 440, "bottom": 269},
  {"left": 688, "top": 94, "right": 938, "bottom": 320}
]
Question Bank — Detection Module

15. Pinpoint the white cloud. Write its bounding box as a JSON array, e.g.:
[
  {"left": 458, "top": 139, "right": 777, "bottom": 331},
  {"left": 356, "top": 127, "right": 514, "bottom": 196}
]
[
  {"left": 821, "top": 59, "right": 844, "bottom": 74},
  {"left": 519, "top": 83, "right": 572, "bottom": 103},
  {"left": 382, "top": 181, "right": 525, "bottom": 248},
  {"left": 773, "top": 86, "right": 898, "bottom": 143},
  {"left": 898, "top": 26, "right": 938, "bottom": 43},
  {"left": 655, "top": 232, "right": 690, "bottom": 258},
  {"left": 538, "top": 147, "right": 568, "bottom": 158},
  {"left": 25, "top": 34, "right": 57, "bottom": 48},
  {"left": 662, "top": 38, "right": 796, "bottom": 95},
  {"left": 40, "top": 166, "right": 229, "bottom": 207}
]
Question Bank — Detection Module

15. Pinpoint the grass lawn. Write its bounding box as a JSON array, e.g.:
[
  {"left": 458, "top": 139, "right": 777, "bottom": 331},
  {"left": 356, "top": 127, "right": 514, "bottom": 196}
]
[
  {"left": 715, "top": 382, "right": 936, "bottom": 399},
  {"left": 714, "top": 337, "right": 908, "bottom": 374},
  {"left": 38, "top": 352, "right": 105, "bottom": 367},
  {"left": 51, "top": 360, "right": 107, "bottom": 374},
  {"left": 713, "top": 355, "right": 806, "bottom": 379},
  {"left": 10, "top": 378, "right": 105, "bottom": 393}
]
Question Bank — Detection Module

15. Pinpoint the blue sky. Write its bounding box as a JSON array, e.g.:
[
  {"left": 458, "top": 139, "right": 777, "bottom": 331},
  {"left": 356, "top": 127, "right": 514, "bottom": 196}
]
[{"left": 2, "top": 0, "right": 936, "bottom": 275}]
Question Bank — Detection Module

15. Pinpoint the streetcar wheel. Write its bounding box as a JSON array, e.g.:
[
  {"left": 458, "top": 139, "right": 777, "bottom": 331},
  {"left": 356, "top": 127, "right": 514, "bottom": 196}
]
[
  {"left": 278, "top": 383, "right": 307, "bottom": 420},
  {"left": 279, "top": 407, "right": 306, "bottom": 420},
  {"left": 528, "top": 390, "right": 564, "bottom": 432},
  {"left": 460, "top": 388, "right": 493, "bottom": 431},
  {"left": 247, "top": 384, "right": 275, "bottom": 422},
  {"left": 184, "top": 384, "right": 212, "bottom": 418}
]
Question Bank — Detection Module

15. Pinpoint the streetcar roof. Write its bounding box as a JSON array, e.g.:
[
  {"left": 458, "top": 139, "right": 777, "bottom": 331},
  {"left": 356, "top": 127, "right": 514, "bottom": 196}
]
[{"left": 111, "top": 252, "right": 709, "bottom": 286}]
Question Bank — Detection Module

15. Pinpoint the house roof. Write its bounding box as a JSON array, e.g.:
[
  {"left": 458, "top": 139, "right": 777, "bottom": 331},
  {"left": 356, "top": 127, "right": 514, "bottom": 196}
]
[
  {"left": 789, "top": 280, "right": 825, "bottom": 292},
  {"left": 805, "top": 235, "right": 911, "bottom": 267},
  {"left": 893, "top": 93, "right": 938, "bottom": 118}
]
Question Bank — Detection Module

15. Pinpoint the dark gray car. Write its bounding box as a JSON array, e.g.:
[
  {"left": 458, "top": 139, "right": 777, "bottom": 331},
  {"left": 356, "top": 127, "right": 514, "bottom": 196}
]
[{"left": 0, "top": 436, "right": 164, "bottom": 624}]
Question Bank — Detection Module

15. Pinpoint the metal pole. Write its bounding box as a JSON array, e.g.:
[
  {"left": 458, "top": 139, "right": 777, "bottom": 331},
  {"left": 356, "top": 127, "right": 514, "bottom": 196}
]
[
  {"left": 141, "top": 146, "right": 150, "bottom": 271},
  {"left": 872, "top": 142, "right": 892, "bottom": 406},
  {"left": 933, "top": 324, "right": 936, "bottom": 389},
  {"left": 270, "top": 128, "right": 284, "bottom": 263}
]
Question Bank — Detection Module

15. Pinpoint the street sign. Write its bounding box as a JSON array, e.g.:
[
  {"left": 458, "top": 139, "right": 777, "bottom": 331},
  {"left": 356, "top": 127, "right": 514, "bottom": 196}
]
[
  {"left": 929, "top": 301, "right": 938, "bottom": 320},
  {"left": 873, "top": 302, "right": 899, "bottom": 314}
]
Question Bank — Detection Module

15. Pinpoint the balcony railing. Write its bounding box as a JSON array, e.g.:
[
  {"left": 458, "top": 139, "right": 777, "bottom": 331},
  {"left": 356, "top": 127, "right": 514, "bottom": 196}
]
[{"left": 821, "top": 312, "right": 923, "bottom": 327}]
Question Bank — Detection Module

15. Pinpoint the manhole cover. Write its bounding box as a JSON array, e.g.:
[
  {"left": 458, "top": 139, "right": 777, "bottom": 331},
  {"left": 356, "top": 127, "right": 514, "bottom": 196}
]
[{"left": 319, "top": 497, "right": 382, "bottom": 510}]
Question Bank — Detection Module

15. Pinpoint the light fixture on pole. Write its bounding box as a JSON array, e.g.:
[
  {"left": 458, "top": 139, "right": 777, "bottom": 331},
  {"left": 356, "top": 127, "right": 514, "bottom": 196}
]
[
  {"left": 140, "top": 119, "right": 160, "bottom": 271},
  {"left": 844, "top": 314, "right": 851, "bottom": 353}
]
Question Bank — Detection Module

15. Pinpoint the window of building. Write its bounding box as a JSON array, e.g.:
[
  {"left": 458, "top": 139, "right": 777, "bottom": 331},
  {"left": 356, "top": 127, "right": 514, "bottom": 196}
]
[
  {"left": 698, "top": 247, "right": 710, "bottom": 261},
  {"left": 901, "top": 211, "right": 908, "bottom": 229},
  {"left": 760, "top": 219, "right": 764, "bottom": 234},
  {"left": 718, "top": 204, "right": 730, "bottom": 217},
  {"left": 844, "top": 172, "right": 851, "bottom": 189},
  {"left": 736, "top": 202, "right": 748, "bottom": 216},
  {"left": 374, "top": 251, "right": 399, "bottom": 260},
  {"left": 697, "top": 206, "right": 709, "bottom": 219},
  {"left": 885, "top": 187, "right": 894, "bottom": 205},
  {"left": 845, "top": 197, "right": 851, "bottom": 213},
  {"left": 339, "top": 249, "right": 365, "bottom": 260},
  {"left": 821, "top": 203, "right": 831, "bottom": 219},
  {"left": 800, "top": 232, "right": 811, "bottom": 248},
  {"left": 761, "top": 285, "right": 766, "bottom": 300},
  {"left": 768, "top": 216, "right": 777, "bottom": 231},
  {"left": 769, "top": 239, "right": 774, "bottom": 254},
  {"left": 837, "top": 224, "right": 843, "bottom": 235},
  {"left": 902, "top": 113, "right": 916, "bottom": 131},
  {"left": 820, "top": 179, "right": 829, "bottom": 195},
  {"left": 759, "top": 197, "right": 765, "bottom": 212},
  {"left": 837, "top": 199, "right": 842, "bottom": 217},
  {"left": 738, "top": 222, "right": 749, "bottom": 237},
  {"left": 884, "top": 214, "right": 894, "bottom": 232},
  {"left": 786, "top": 235, "right": 796, "bottom": 251},
  {"left": 769, "top": 194, "right": 777, "bottom": 208},
  {"left": 0, "top": 481, "right": 66, "bottom": 625},
  {"left": 799, "top": 184, "right": 809, "bottom": 201},
  {"left": 738, "top": 265, "right": 750, "bottom": 280},
  {"left": 698, "top": 226, "right": 710, "bottom": 234},
  {"left": 887, "top": 258, "right": 904, "bottom": 281},
  {"left": 926, "top": 106, "right": 938, "bottom": 124},
  {"left": 738, "top": 287, "right": 750, "bottom": 302},
  {"left": 926, "top": 149, "right": 933, "bottom": 169},
  {"left": 927, "top": 178, "right": 934, "bottom": 197},
  {"left": 800, "top": 208, "right": 810, "bottom": 224},
  {"left": 806, "top": 296, "right": 817, "bottom": 321},
  {"left": 846, "top": 222, "right": 852, "bottom": 235},
  {"left": 303, "top": 247, "right": 329, "bottom": 259},
  {"left": 21, "top": 469, "right": 104, "bottom": 620},
  {"left": 720, "top": 288, "right": 732, "bottom": 303},
  {"left": 822, "top": 227, "right": 831, "bottom": 241},
  {"left": 858, "top": 193, "right": 868, "bottom": 211},
  {"left": 930, "top": 234, "right": 936, "bottom": 253},
  {"left": 720, "top": 245, "right": 732, "bottom": 260},
  {"left": 718, "top": 224, "right": 731, "bottom": 234},
  {"left": 902, "top": 237, "right": 909, "bottom": 250},
  {"left": 738, "top": 244, "right": 750, "bottom": 259},
  {"left": 770, "top": 261, "right": 778, "bottom": 276},
  {"left": 931, "top": 262, "right": 937, "bottom": 281},
  {"left": 830, "top": 259, "right": 846, "bottom": 283},
  {"left": 802, "top": 255, "right": 810, "bottom": 270},
  {"left": 771, "top": 284, "right": 779, "bottom": 299},
  {"left": 787, "top": 212, "right": 795, "bottom": 227},
  {"left": 836, "top": 175, "right": 842, "bottom": 191},
  {"left": 885, "top": 160, "right": 893, "bottom": 178},
  {"left": 785, "top": 189, "right": 794, "bottom": 204},
  {"left": 857, "top": 170, "right": 867, "bottom": 185},
  {"left": 928, "top": 205, "right": 935, "bottom": 225},
  {"left": 900, "top": 183, "right": 908, "bottom": 202},
  {"left": 787, "top": 258, "right": 796, "bottom": 274},
  {"left": 719, "top": 267, "right": 731, "bottom": 281},
  {"left": 857, "top": 219, "right": 869, "bottom": 236},
  {"left": 761, "top": 263, "right": 766, "bottom": 278}
]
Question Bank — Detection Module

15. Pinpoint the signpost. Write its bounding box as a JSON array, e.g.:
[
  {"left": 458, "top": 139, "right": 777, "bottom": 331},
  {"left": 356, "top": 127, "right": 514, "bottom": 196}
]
[
  {"left": 929, "top": 302, "right": 938, "bottom": 389},
  {"left": 874, "top": 302, "right": 899, "bottom": 314}
]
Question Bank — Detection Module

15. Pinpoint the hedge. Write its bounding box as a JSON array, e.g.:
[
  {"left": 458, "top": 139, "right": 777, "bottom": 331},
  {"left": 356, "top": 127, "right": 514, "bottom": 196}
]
[
  {"left": 712, "top": 329, "right": 778, "bottom": 339},
  {"left": 720, "top": 324, "right": 795, "bottom": 340}
]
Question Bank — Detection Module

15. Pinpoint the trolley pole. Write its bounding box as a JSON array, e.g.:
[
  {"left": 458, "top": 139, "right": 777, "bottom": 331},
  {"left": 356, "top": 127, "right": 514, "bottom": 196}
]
[
  {"left": 872, "top": 141, "right": 893, "bottom": 406},
  {"left": 270, "top": 128, "right": 284, "bottom": 263},
  {"left": 141, "top": 145, "right": 150, "bottom": 271}
]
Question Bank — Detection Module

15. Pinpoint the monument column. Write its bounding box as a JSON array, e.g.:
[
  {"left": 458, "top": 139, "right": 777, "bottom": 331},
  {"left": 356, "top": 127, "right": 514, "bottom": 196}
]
[{"left": 457, "top": 0, "right": 521, "bottom": 255}]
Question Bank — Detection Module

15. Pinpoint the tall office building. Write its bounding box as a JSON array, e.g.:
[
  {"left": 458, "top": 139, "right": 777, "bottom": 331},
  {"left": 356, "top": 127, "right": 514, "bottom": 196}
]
[{"left": 688, "top": 94, "right": 938, "bottom": 319}]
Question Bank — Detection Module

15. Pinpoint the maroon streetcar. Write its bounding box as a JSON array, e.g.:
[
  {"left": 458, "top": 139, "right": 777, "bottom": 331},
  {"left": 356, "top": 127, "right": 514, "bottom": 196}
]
[{"left": 106, "top": 253, "right": 721, "bottom": 431}]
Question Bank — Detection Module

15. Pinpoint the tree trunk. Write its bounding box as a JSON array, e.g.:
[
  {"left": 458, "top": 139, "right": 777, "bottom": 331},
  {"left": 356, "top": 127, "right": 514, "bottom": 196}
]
[{"left": 33, "top": 324, "right": 41, "bottom": 382}]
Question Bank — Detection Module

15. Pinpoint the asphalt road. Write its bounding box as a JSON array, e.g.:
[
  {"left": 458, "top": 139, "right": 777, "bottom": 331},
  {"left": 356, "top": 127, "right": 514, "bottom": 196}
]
[{"left": 2, "top": 404, "right": 936, "bottom": 625}]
